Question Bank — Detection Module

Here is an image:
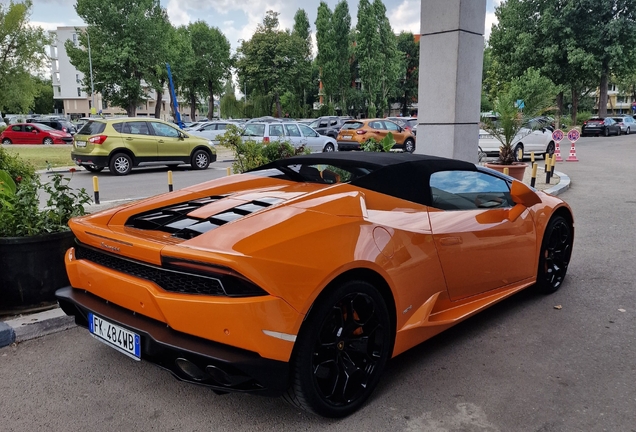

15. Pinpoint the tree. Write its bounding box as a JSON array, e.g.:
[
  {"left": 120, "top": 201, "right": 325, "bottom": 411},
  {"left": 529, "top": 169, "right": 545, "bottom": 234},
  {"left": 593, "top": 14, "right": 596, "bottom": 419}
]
[
  {"left": 236, "top": 11, "right": 308, "bottom": 118},
  {"left": 31, "top": 76, "right": 54, "bottom": 114},
  {"left": 171, "top": 25, "right": 199, "bottom": 122},
  {"left": 292, "top": 9, "right": 313, "bottom": 117},
  {"left": 332, "top": 1, "right": 353, "bottom": 111},
  {"left": 355, "top": 0, "right": 382, "bottom": 117},
  {"left": 395, "top": 32, "right": 419, "bottom": 116},
  {"left": 67, "top": 0, "right": 171, "bottom": 116},
  {"left": 0, "top": 0, "right": 50, "bottom": 113},
  {"left": 315, "top": 2, "right": 336, "bottom": 106},
  {"left": 189, "top": 22, "right": 232, "bottom": 120},
  {"left": 373, "top": 0, "right": 402, "bottom": 116},
  {"left": 489, "top": 0, "right": 636, "bottom": 123}
]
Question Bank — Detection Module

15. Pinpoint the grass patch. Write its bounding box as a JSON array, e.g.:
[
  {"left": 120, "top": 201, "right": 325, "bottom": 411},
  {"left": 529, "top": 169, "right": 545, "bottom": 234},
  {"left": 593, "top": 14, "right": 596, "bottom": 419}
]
[{"left": 1, "top": 145, "right": 74, "bottom": 170}]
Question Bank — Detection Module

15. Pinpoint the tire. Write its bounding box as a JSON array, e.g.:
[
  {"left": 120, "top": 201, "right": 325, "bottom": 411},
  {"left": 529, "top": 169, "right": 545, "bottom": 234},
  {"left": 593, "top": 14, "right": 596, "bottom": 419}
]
[
  {"left": 604, "top": 128, "right": 609, "bottom": 137},
  {"left": 283, "top": 280, "right": 393, "bottom": 418},
  {"left": 536, "top": 215, "right": 573, "bottom": 294},
  {"left": 43, "top": 137, "right": 54, "bottom": 145},
  {"left": 191, "top": 149, "right": 210, "bottom": 170},
  {"left": 617, "top": 128, "right": 621, "bottom": 136},
  {"left": 322, "top": 143, "right": 335, "bottom": 152},
  {"left": 2, "top": 138, "right": 12, "bottom": 145},
  {"left": 545, "top": 141, "right": 555, "bottom": 157},
  {"left": 109, "top": 153, "right": 132, "bottom": 176},
  {"left": 514, "top": 143, "right": 524, "bottom": 161},
  {"left": 84, "top": 165, "right": 104, "bottom": 173},
  {"left": 403, "top": 138, "right": 415, "bottom": 154},
  {"left": 627, "top": 127, "right": 631, "bottom": 135}
]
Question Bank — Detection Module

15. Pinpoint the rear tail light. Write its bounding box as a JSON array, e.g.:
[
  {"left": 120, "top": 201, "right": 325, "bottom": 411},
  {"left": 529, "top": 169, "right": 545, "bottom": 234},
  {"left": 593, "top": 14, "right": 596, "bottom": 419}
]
[
  {"left": 89, "top": 135, "right": 108, "bottom": 145},
  {"left": 263, "top": 137, "right": 270, "bottom": 143},
  {"left": 356, "top": 130, "right": 367, "bottom": 135}
]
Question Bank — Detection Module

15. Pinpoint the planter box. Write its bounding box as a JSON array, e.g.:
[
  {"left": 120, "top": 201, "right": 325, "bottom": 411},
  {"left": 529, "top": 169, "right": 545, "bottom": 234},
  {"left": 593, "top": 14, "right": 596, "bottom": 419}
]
[
  {"left": 484, "top": 162, "right": 528, "bottom": 181},
  {"left": 0, "top": 231, "right": 75, "bottom": 313}
]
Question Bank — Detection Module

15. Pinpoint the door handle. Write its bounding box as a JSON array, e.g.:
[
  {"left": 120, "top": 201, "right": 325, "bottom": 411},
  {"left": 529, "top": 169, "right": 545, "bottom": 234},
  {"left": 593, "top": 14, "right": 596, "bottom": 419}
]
[
  {"left": 125, "top": 137, "right": 133, "bottom": 141},
  {"left": 439, "top": 237, "right": 462, "bottom": 246},
  {"left": 158, "top": 140, "right": 164, "bottom": 143}
]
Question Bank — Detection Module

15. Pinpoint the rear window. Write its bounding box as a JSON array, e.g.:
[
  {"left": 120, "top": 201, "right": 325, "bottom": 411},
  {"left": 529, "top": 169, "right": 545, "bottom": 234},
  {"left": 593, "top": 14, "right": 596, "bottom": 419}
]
[
  {"left": 612, "top": 118, "right": 623, "bottom": 123},
  {"left": 243, "top": 124, "right": 265, "bottom": 137},
  {"left": 77, "top": 121, "right": 106, "bottom": 135},
  {"left": 341, "top": 122, "right": 363, "bottom": 130}
]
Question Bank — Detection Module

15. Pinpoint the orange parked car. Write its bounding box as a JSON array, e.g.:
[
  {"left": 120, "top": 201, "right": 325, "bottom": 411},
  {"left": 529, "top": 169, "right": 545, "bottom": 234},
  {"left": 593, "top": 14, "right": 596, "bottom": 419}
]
[
  {"left": 337, "top": 118, "right": 417, "bottom": 153},
  {"left": 56, "top": 152, "right": 573, "bottom": 417}
]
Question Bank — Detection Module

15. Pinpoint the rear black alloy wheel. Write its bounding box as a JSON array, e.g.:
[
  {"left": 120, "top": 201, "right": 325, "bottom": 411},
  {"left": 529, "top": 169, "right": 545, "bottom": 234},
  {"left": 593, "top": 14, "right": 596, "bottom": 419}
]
[
  {"left": 109, "top": 153, "right": 132, "bottom": 176},
  {"left": 85, "top": 165, "right": 104, "bottom": 173},
  {"left": 284, "top": 280, "right": 392, "bottom": 418},
  {"left": 537, "top": 215, "right": 573, "bottom": 294},
  {"left": 404, "top": 138, "right": 415, "bottom": 153},
  {"left": 191, "top": 149, "right": 210, "bottom": 170}
]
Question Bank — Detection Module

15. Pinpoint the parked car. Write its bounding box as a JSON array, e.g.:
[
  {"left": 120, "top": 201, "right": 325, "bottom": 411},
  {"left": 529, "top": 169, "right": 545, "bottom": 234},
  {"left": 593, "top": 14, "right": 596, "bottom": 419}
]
[
  {"left": 0, "top": 123, "right": 73, "bottom": 145},
  {"left": 612, "top": 116, "right": 635, "bottom": 135},
  {"left": 188, "top": 121, "right": 241, "bottom": 143},
  {"left": 242, "top": 121, "right": 337, "bottom": 152},
  {"left": 56, "top": 151, "right": 574, "bottom": 418},
  {"left": 70, "top": 118, "right": 216, "bottom": 175},
  {"left": 581, "top": 117, "right": 621, "bottom": 137},
  {"left": 479, "top": 118, "right": 556, "bottom": 159},
  {"left": 309, "top": 116, "right": 352, "bottom": 139},
  {"left": 246, "top": 116, "right": 284, "bottom": 124},
  {"left": 27, "top": 117, "right": 77, "bottom": 135},
  {"left": 386, "top": 117, "right": 417, "bottom": 135},
  {"left": 336, "top": 118, "right": 416, "bottom": 153}
]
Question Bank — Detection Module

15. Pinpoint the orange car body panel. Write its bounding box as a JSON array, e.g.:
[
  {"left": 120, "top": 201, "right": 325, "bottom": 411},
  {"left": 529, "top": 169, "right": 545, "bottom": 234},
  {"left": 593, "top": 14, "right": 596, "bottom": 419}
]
[
  {"left": 336, "top": 118, "right": 415, "bottom": 146},
  {"left": 64, "top": 168, "right": 572, "bottom": 362}
]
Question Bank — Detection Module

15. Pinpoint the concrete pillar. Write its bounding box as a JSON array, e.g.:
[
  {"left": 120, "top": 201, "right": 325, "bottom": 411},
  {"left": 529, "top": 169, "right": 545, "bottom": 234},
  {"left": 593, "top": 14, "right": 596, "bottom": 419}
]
[{"left": 416, "top": 0, "right": 487, "bottom": 162}]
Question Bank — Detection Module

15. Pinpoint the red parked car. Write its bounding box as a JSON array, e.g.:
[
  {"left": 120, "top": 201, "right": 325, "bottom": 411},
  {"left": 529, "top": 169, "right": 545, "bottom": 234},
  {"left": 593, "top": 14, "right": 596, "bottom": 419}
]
[{"left": 0, "top": 123, "right": 73, "bottom": 145}]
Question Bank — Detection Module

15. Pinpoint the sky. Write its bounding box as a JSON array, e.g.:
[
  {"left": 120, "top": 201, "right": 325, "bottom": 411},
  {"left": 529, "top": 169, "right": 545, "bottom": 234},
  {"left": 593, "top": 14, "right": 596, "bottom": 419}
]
[{"left": 28, "top": 0, "right": 502, "bottom": 51}]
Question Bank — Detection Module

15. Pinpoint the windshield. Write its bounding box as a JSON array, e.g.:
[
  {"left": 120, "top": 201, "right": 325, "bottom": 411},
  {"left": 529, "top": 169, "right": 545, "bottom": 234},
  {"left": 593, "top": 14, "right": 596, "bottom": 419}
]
[
  {"left": 32, "top": 123, "right": 55, "bottom": 131},
  {"left": 242, "top": 124, "right": 265, "bottom": 137}
]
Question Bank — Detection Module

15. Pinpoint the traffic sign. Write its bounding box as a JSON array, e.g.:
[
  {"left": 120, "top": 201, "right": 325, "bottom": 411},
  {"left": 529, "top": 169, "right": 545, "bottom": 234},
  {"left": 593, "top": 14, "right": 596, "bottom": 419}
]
[
  {"left": 567, "top": 129, "right": 580, "bottom": 142},
  {"left": 552, "top": 129, "right": 564, "bottom": 142}
]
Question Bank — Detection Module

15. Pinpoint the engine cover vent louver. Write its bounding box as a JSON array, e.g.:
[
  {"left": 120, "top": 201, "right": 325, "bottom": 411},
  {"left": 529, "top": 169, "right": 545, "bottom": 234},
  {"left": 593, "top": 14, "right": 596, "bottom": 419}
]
[{"left": 125, "top": 196, "right": 285, "bottom": 239}]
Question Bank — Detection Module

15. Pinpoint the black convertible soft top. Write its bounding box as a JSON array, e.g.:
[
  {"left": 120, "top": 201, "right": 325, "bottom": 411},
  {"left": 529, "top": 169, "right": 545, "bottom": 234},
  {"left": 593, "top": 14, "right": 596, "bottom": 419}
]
[{"left": 251, "top": 152, "right": 477, "bottom": 206}]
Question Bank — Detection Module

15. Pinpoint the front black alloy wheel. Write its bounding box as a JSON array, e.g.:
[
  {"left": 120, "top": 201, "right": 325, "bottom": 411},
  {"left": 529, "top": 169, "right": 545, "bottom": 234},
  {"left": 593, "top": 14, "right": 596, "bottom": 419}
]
[
  {"left": 537, "top": 215, "right": 573, "bottom": 294},
  {"left": 284, "top": 280, "right": 392, "bottom": 418}
]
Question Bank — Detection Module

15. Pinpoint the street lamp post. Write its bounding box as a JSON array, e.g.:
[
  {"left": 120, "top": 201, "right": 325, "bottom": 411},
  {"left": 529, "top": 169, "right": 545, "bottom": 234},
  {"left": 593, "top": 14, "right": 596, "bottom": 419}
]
[{"left": 86, "top": 30, "right": 95, "bottom": 114}]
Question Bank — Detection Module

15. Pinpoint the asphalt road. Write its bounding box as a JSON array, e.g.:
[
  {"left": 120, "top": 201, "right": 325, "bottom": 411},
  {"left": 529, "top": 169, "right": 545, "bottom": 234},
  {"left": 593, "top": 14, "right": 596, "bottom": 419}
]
[{"left": 2, "top": 135, "right": 635, "bottom": 431}]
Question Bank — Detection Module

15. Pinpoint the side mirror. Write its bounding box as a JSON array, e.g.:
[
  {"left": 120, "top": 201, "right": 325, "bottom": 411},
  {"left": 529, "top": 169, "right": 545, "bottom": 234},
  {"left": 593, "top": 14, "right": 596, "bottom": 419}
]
[{"left": 510, "top": 180, "right": 541, "bottom": 207}]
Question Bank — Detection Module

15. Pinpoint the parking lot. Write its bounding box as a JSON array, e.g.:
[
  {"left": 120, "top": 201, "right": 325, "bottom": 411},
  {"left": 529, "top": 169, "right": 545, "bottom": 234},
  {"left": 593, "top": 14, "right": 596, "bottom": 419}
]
[{"left": 1, "top": 134, "right": 635, "bottom": 431}]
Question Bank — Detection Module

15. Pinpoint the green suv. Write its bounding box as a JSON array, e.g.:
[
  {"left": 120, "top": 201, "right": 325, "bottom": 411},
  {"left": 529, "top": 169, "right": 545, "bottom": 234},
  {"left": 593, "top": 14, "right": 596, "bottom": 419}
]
[{"left": 71, "top": 118, "right": 217, "bottom": 175}]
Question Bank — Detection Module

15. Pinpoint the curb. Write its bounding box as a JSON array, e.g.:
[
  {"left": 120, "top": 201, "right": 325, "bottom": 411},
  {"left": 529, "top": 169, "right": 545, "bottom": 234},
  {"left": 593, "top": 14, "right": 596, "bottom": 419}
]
[
  {"left": 0, "top": 308, "right": 75, "bottom": 348},
  {"left": 544, "top": 169, "right": 571, "bottom": 196}
]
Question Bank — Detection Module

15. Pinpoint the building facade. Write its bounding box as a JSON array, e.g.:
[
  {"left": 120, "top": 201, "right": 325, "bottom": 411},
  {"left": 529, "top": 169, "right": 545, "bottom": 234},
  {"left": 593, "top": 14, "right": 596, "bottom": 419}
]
[{"left": 49, "top": 27, "right": 201, "bottom": 121}]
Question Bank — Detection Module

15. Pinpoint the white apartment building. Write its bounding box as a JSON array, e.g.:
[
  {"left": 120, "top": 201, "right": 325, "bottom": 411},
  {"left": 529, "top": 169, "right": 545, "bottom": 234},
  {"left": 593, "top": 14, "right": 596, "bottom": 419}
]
[{"left": 49, "top": 26, "right": 188, "bottom": 121}]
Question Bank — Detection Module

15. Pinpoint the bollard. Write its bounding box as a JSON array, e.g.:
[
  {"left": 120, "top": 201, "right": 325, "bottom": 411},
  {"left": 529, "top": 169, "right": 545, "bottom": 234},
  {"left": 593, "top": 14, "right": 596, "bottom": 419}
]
[
  {"left": 545, "top": 155, "right": 552, "bottom": 184},
  {"left": 92, "top": 176, "right": 100, "bottom": 204},
  {"left": 226, "top": 167, "right": 231, "bottom": 176},
  {"left": 530, "top": 163, "right": 538, "bottom": 188},
  {"left": 530, "top": 152, "right": 535, "bottom": 163},
  {"left": 550, "top": 154, "right": 557, "bottom": 177},
  {"left": 168, "top": 170, "right": 173, "bottom": 192},
  {"left": 503, "top": 167, "right": 509, "bottom": 176},
  {"left": 517, "top": 147, "right": 523, "bottom": 161}
]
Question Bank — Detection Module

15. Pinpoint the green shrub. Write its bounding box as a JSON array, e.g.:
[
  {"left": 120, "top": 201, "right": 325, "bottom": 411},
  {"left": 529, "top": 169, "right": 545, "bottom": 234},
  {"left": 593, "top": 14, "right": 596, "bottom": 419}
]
[
  {"left": 360, "top": 132, "right": 396, "bottom": 152},
  {"left": 219, "top": 125, "right": 310, "bottom": 173}
]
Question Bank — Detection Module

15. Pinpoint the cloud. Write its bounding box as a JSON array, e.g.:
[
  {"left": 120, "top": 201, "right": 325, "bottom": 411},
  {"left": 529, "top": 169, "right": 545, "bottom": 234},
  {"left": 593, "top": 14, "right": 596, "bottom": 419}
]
[
  {"left": 389, "top": 0, "right": 420, "bottom": 34},
  {"left": 166, "top": 0, "right": 192, "bottom": 26},
  {"left": 30, "top": 21, "right": 68, "bottom": 31}
]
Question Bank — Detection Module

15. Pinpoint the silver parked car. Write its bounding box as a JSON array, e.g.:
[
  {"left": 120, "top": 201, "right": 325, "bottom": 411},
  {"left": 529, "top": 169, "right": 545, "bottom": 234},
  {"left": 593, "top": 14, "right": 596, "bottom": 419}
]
[
  {"left": 188, "top": 121, "right": 242, "bottom": 143},
  {"left": 612, "top": 116, "right": 635, "bottom": 135},
  {"left": 241, "top": 122, "right": 337, "bottom": 153}
]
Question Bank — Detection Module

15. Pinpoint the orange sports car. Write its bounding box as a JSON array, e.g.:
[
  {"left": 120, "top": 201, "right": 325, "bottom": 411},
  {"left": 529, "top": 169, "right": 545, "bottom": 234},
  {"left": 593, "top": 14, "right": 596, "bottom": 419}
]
[{"left": 56, "top": 152, "right": 574, "bottom": 418}]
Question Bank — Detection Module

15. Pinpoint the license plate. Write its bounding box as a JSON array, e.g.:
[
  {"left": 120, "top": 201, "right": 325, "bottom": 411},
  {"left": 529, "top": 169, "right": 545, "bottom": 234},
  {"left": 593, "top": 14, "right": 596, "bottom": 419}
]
[
  {"left": 76, "top": 140, "right": 86, "bottom": 147},
  {"left": 88, "top": 313, "right": 141, "bottom": 361},
  {"left": 479, "top": 134, "right": 494, "bottom": 139},
  {"left": 343, "top": 135, "right": 352, "bottom": 139}
]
